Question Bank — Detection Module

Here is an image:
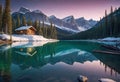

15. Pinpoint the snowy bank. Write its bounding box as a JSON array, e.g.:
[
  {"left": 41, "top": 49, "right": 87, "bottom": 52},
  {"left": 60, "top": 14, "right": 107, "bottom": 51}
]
[
  {"left": 79, "top": 37, "right": 120, "bottom": 43},
  {"left": 0, "top": 34, "right": 58, "bottom": 51},
  {"left": 98, "top": 37, "right": 120, "bottom": 42},
  {"left": 0, "top": 41, "right": 57, "bottom": 51},
  {"left": 0, "top": 34, "right": 58, "bottom": 42}
]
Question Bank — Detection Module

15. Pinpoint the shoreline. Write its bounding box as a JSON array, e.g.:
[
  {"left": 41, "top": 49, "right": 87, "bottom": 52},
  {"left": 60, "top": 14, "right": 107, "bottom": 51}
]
[
  {"left": 0, "top": 39, "right": 59, "bottom": 46},
  {"left": 0, "top": 40, "right": 13, "bottom": 46}
]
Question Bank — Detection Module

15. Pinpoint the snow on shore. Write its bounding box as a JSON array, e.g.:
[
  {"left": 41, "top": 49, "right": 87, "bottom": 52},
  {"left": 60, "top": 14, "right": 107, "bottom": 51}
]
[
  {"left": 99, "top": 37, "right": 120, "bottom": 42},
  {"left": 0, "top": 41, "right": 58, "bottom": 52},
  {"left": 97, "top": 37, "right": 120, "bottom": 46},
  {"left": 0, "top": 34, "right": 57, "bottom": 42},
  {"left": 0, "top": 34, "right": 58, "bottom": 51}
]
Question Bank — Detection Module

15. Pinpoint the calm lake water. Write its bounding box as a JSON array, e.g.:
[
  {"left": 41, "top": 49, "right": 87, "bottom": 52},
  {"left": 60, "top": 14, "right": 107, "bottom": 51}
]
[{"left": 0, "top": 41, "right": 120, "bottom": 82}]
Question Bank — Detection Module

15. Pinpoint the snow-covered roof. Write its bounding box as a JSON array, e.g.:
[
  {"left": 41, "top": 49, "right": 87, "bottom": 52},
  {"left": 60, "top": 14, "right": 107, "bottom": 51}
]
[{"left": 15, "top": 26, "right": 36, "bottom": 31}]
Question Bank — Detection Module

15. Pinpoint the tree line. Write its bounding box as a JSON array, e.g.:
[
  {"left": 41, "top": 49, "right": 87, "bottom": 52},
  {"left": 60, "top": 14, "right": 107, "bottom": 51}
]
[
  {"left": 0, "top": 0, "right": 12, "bottom": 41},
  {"left": 67, "top": 6, "right": 120, "bottom": 40},
  {"left": 12, "top": 15, "right": 57, "bottom": 39},
  {"left": 0, "top": 0, "right": 57, "bottom": 40}
]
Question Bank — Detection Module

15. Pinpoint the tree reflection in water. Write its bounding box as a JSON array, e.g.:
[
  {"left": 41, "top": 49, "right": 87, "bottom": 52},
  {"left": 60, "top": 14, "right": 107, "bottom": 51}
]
[
  {"left": 0, "top": 41, "right": 120, "bottom": 82},
  {"left": 0, "top": 45, "right": 12, "bottom": 82},
  {"left": 94, "top": 53, "right": 120, "bottom": 77}
]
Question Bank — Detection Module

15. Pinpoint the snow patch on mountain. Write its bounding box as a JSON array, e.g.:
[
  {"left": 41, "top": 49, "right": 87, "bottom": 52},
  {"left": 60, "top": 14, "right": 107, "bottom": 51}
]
[
  {"left": 13, "top": 7, "right": 97, "bottom": 33},
  {"left": 78, "top": 26, "right": 86, "bottom": 31},
  {"left": 44, "top": 22, "right": 79, "bottom": 33},
  {"left": 62, "top": 15, "right": 77, "bottom": 25},
  {"left": 32, "top": 10, "right": 43, "bottom": 14},
  {"left": 55, "top": 25, "right": 79, "bottom": 33},
  {"left": 62, "top": 16, "right": 74, "bottom": 23},
  {"left": 18, "top": 7, "right": 31, "bottom": 14},
  {"left": 76, "top": 17, "right": 97, "bottom": 30}
]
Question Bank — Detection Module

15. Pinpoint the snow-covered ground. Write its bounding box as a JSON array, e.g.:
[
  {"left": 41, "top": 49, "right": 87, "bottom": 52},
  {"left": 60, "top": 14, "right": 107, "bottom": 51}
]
[
  {"left": 67, "top": 37, "right": 120, "bottom": 47},
  {"left": 98, "top": 37, "right": 120, "bottom": 42},
  {"left": 0, "top": 34, "right": 58, "bottom": 42},
  {"left": 97, "top": 37, "right": 120, "bottom": 48},
  {"left": 0, "top": 41, "right": 57, "bottom": 51},
  {"left": 0, "top": 34, "right": 58, "bottom": 51},
  {"left": 82, "top": 37, "right": 120, "bottom": 43}
]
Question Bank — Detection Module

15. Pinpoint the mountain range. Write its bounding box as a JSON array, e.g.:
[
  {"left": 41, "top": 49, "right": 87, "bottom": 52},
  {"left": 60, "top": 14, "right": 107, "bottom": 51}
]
[
  {"left": 65, "top": 7, "right": 120, "bottom": 40},
  {"left": 12, "top": 7, "right": 97, "bottom": 33}
]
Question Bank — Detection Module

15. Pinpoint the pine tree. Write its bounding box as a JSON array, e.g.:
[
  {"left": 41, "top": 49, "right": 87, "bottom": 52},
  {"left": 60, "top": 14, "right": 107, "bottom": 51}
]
[
  {"left": 113, "top": 14, "right": 118, "bottom": 36},
  {"left": 0, "top": 5, "right": 2, "bottom": 32},
  {"left": 111, "top": 6, "right": 113, "bottom": 15},
  {"left": 38, "top": 20, "right": 43, "bottom": 35},
  {"left": 27, "top": 19, "right": 32, "bottom": 26},
  {"left": 45, "top": 26, "right": 48, "bottom": 38},
  {"left": 110, "top": 6, "right": 114, "bottom": 36},
  {"left": 42, "top": 21, "right": 45, "bottom": 36},
  {"left": 12, "top": 18, "right": 16, "bottom": 33},
  {"left": 102, "top": 16, "right": 106, "bottom": 37},
  {"left": 54, "top": 25, "right": 57, "bottom": 39},
  {"left": 2, "top": 8, "right": 7, "bottom": 33},
  {"left": 34, "top": 20, "right": 38, "bottom": 29},
  {"left": 50, "top": 22, "right": 53, "bottom": 38},
  {"left": 105, "top": 10, "right": 108, "bottom": 36},
  {"left": 100, "top": 17, "right": 104, "bottom": 37},
  {"left": 16, "top": 15, "right": 20, "bottom": 28},
  {"left": 2, "top": 0, "right": 12, "bottom": 34},
  {"left": 22, "top": 16, "right": 26, "bottom": 26},
  {"left": 34, "top": 20, "right": 39, "bottom": 35},
  {"left": 118, "top": 8, "right": 120, "bottom": 35},
  {"left": 8, "top": 15, "right": 12, "bottom": 41},
  {"left": 2, "top": 0, "right": 12, "bottom": 40}
]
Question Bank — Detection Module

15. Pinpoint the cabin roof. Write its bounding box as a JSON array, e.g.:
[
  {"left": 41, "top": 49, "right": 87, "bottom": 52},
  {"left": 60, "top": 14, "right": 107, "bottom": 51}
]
[{"left": 15, "top": 26, "right": 36, "bottom": 31}]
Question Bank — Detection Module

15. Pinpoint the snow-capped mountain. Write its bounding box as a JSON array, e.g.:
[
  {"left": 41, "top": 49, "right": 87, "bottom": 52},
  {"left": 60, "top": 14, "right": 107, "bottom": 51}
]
[
  {"left": 12, "top": 7, "right": 97, "bottom": 33},
  {"left": 62, "top": 16, "right": 77, "bottom": 25},
  {"left": 88, "top": 19, "right": 97, "bottom": 26},
  {"left": 13, "top": 7, "right": 49, "bottom": 22},
  {"left": 49, "top": 15, "right": 79, "bottom": 31},
  {"left": 32, "top": 10, "right": 43, "bottom": 14},
  {"left": 62, "top": 16, "right": 97, "bottom": 30},
  {"left": 18, "top": 7, "right": 31, "bottom": 14},
  {"left": 49, "top": 15, "right": 63, "bottom": 26},
  {"left": 76, "top": 17, "right": 97, "bottom": 29}
]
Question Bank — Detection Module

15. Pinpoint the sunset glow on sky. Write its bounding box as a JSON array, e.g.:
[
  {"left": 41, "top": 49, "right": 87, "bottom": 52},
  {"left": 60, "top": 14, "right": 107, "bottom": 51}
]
[{"left": 0, "top": 0, "right": 120, "bottom": 20}]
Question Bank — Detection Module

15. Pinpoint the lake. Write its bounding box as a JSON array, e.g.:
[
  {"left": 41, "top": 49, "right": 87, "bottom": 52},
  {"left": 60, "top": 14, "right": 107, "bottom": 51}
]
[{"left": 0, "top": 41, "right": 120, "bottom": 82}]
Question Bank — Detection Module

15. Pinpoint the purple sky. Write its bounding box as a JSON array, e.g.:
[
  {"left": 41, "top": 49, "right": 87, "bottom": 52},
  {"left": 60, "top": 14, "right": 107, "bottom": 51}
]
[{"left": 0, "top": 0, "right": 120, "bottom": 20}]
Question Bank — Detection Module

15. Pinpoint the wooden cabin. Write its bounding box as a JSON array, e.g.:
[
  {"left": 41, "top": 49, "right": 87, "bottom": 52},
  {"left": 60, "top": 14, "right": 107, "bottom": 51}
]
[{"left": 15, "top": 26, "right": 36, "bottom": 35}]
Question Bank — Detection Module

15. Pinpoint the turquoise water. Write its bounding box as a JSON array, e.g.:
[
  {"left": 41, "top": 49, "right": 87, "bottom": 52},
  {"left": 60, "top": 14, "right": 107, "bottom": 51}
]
[{"left": 0, "top": 41, "right": 120, "bottom": 82}]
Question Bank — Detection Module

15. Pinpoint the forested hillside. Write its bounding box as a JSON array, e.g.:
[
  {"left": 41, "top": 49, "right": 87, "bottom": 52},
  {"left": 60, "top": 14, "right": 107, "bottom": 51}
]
[{"left": 65, "top": 7, "right": 120, "bottom": 40}]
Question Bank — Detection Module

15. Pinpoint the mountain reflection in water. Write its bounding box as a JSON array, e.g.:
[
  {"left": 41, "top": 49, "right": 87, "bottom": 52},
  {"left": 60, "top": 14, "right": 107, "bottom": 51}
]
[{"left": 0, "top": 41, "right": 120, "bottom": 82}]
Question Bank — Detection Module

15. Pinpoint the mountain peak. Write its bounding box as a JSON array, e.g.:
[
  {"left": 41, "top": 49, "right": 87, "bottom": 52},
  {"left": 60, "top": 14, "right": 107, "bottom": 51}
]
[
  {"left": 76, "top": 17, "right": 85, "bottom": 21},
  {"left": 67, "top": 15, "right": 74, "bottom": 18},
  {"left": 88, "top": 19, "right": 97, "bottom": 26},
  {"left": 19, "top": 7, "right": 31, "bottom": 14},
  {"left": 76, "top": 17, "right": 97, "bottom": 29},
  {"left": 32, "top": 10, "right": 43, "bottom": 14},
  {"left": 62, "top": 15, "right": 75, "bottom": 23},
  {"left": 63, "top": 15, "right": 74, "bottom": 20},
  {"left": 89, "top": 19, "right": 93, "bottom": 21},
  {"left": 49, "top": 15, "right": 56, "bottom": 19},
  {"left": 88, "top": 19, "right": 97, "bottom": 22},
  {"left": 13, "top": 7, "right": 97, "bottom": 33}
]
